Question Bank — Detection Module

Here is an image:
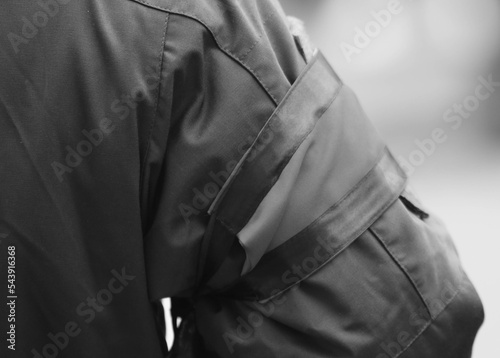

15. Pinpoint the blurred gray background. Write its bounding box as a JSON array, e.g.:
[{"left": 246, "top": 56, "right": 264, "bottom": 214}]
[{"left": 280, "top": 0, "right": 500, "bottom": 357}]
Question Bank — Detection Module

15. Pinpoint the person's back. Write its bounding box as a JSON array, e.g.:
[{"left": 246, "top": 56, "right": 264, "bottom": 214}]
[
  {"left": 0, "top": 0, "right": 305, "bottom": 356},
  {"left": 0, "top": 0, "right": 174, "bottom": 356},
  {"left": 0, "top": 1, "right": 484, "bottom": 357}
]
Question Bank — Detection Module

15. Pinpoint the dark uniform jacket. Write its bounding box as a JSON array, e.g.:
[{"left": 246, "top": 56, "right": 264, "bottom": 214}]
[{"left": 0, "top": 0, "right": 483, "bottom": 357}]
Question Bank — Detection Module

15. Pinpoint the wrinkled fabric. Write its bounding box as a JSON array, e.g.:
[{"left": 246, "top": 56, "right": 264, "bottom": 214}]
[
  {"left": 0, "top": 0, "right": 304, "bottom": 356},
  {"left": 194, "top": 53, "right": 484, "bottom": 358},
  {"left": 0, "top": 0, "right": 483, "bottom": 357}
]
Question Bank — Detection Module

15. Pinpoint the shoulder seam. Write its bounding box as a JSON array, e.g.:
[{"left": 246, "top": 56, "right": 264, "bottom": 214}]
[{"left": 128, "top": 0, "right": 279, "bottom": 105}]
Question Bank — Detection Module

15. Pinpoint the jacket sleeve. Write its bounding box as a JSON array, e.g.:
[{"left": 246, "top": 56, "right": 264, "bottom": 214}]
[{"left": 140, "top": 4, "right": 306, "bottom": 299}]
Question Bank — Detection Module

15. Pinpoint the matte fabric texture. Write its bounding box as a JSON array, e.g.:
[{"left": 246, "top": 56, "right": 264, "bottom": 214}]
[
  {"left": 237, "top": 58, "right": 385, "bottom": 273},
  {"left": 0, "top": 0, "right": 303, "bottom": 356},
  {"left": 193, "top": 52, "right": 484, "bottom": 358},
  {"left": 0, "top": 1, "right": 483, "bottom": 358}
]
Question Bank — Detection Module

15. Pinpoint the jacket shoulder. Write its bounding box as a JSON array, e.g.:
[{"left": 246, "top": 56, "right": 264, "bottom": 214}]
[{"left": 129, "top": 0, "right": 306, "bottom": 103}]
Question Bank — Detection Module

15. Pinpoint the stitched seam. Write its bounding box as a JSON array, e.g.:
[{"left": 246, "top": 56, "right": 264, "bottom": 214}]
[
  {"left": 219, "top": 81, "right": 344, "bottom": 233},
  {"left": 254, "top": 146, "right": 388, "bottom": 263},
  {"left": 237, "top": 82, "right": 343, "bottom": 229},
  {"left": 211, "top": 152, "right": 402, "bottom": 299},
  {"left": 248, "top": 235, "right": 465, "bottom": 355},
  {"left": 369, "top": 226, "right": 434, "bottom": 317},
  {"left": 393, "top": 321, "right": 432, "bottom": 358},
  {"left": 207, "top": 54, "right": 324, "bottom": 215},
  {"left": 129, "top": 0, "right": 279, "bottom": 105},
  {"left": 223, "top": 83, "right": 344, "bottom": 233},
  {"left": 218, "top": 216, "right": 238, "bottom": 235},
  {"left": 391, "top": 279, "right": 464, "bottom": 358},
  {"left": 237, "top": 10, "right": 277, "bottom": 61},
  {"left": 238, "top": 37, "right": 260, "bottom": 62},
  {"left": 253, "top": 185, "right": 401, "bottom": 303},
  {"left": 140, "top": 13, "right": 170, "bottom": 189}
]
